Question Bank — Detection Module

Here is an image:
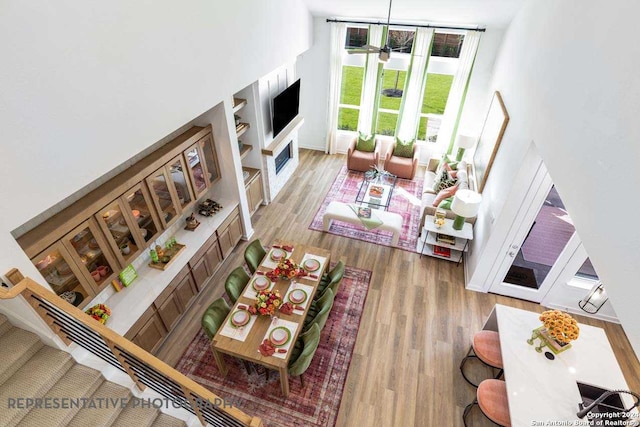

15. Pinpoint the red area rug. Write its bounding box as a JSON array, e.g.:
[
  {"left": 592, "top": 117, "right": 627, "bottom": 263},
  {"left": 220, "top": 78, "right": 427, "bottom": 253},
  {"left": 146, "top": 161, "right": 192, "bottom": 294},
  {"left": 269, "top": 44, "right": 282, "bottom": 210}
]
[
  {"left": 309, "top": 165, "right": 423, "bottom": 252},
  {"left": 175, "top": 266, "right": 372, "bottom": 427}
]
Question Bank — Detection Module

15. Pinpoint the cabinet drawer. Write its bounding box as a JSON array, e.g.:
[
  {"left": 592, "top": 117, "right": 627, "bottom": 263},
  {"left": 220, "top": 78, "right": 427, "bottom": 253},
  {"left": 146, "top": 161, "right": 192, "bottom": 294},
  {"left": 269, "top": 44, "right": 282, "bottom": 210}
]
[
  {"left": 125, "top": 306, "right": 156, "bottom": 340},
  {"left": 190, "top": 256, "right": 209, "bottom": 291},
  {"left": 155, "top": 264, "right": 189, "bottom": 306},
  {"left": 132, "top": 312, "right": 166, "bottom": 354},
  {"left": 175, "top": 273, "right": 198, "bottom": 309},
  {"left": 156, "top": 292, "right": 183, "bottom": 331},
  {"left": 204, "top": 240, "right": 223, "bottom": 277},
  {"left": 217, "top": 207, "right": 240, "bottom": 234}
]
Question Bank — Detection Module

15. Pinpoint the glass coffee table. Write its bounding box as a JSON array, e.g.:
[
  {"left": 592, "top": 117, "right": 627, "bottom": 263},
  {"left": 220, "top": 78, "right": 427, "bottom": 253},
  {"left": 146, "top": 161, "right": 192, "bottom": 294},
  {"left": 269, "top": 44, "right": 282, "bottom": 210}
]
[{"left": 355, "top": 173, "right": 397, "bottom": 211}]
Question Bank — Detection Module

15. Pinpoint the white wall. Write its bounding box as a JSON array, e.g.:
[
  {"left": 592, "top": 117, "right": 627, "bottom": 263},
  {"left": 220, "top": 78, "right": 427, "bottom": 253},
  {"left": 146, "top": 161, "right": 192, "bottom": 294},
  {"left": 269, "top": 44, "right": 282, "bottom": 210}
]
[
  {"left": 465, "top": 0, "right": 640, "bottom": 356},
  {"left": 0, "top": 1, "right": 311, "bottom": 325},
  {"left": 297, "top": 17, "right": 331, "bottom": 151},
  {"left": 296, "top": 20, "right": 506, "bottom": 154}
]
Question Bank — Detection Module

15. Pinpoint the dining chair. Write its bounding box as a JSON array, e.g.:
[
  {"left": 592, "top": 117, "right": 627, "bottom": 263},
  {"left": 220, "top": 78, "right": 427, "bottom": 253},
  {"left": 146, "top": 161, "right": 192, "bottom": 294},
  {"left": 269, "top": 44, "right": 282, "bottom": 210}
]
[
  {"left": 307, "top": 286, "right": 335, "bottom": 320},
  {"left": 288, "top": 323, "right": 321, "bottom": 388},
  {"left": 225, "top": 266, "right": 250, "bottom": 304},
  {"left": 201, "top": 298, "right": 230, "bottom": 339},
  {"left": 303, "top": 288, "right": 334, "bottom": 333},
  {"left": 463, "top": 379, "right": 512, "bottom": 427},
  {"left": 244, "top": 239, "right": 266, "bottom": 274},
  {"left": 460, "top": 330, "right": 504, "bottom": 387},
  {"left": 316, "top": 261, "right": 345, "bottom": 300}
]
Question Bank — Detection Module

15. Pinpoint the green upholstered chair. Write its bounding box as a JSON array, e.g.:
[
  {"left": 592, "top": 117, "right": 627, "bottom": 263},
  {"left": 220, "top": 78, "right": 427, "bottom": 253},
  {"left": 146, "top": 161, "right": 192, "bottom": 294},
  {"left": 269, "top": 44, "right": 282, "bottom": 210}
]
[
  {"left": 316, "top": 261, "right": 345, "bottom": 300},
  {"left": 225, "top": 266, "right": 250, "bottom": 304},
  {"left": 307, "top": 286, "right": 335, "bottom": 320},
  {"left": 244, "top": 239, "right": 266, "bottom": 274},
  {"left": 303, "top": 288, "right": 334, "bottom": 333},
  {"left": 288, "top": 323, "right": 321, "bottom": 388},
  {"left": 201, "top": 298, "right": 230, "bottom": 339}
]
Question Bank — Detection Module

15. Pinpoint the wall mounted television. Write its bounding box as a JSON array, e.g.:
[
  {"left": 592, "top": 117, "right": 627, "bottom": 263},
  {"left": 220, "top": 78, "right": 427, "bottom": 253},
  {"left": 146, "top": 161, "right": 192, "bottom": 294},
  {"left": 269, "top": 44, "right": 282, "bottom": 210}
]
[{"left": 272, "top": 79, "right": 300, "bottom": 137}]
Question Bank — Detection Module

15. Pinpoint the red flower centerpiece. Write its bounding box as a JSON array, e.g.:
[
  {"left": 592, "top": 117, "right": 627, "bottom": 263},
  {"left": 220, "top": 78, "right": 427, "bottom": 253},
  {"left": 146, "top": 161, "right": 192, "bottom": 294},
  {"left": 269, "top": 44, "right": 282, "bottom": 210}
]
[
  {"left": 248, "top": 289, "right": 283, "bottom": 317},
  {"left": 266, "top": 258, "right": 307, "bottom": 281}
]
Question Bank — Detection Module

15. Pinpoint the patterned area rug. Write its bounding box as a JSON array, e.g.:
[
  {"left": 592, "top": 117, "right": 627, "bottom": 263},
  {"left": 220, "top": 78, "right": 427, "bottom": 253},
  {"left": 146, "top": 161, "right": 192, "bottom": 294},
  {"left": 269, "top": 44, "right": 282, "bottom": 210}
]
[
  {"left": 309, "top": 166, "right": 424, "bottom": 252},
  {"left": 175, "top": 266, "right": 372, "bottom": 427}
]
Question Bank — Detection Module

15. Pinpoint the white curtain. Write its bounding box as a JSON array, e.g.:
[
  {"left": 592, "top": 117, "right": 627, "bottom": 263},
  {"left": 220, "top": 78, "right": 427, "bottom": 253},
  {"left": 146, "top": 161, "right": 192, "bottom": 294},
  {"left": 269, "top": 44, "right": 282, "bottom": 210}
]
[
  {"left": 435, "top": 30, "right": 482, "bottom": 153},
  {"left": 396, "top": 28, "right": 435, "bottom": 141},
  {"left": 357, "top": 25, "right": 385, "bottom": 136},
  {"left": 325, "top": 22, "right": 347, "bottom": 154}
]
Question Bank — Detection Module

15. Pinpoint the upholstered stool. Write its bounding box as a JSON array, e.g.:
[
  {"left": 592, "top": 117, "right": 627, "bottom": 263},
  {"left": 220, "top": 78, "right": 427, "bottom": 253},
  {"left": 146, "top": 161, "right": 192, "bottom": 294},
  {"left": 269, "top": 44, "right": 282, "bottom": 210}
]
[
  {"left": 460, "top": 330, "right": 503, "bottom": 387},
  {"left": 463, "top": 379, "right": 511, "bottom": 427}
]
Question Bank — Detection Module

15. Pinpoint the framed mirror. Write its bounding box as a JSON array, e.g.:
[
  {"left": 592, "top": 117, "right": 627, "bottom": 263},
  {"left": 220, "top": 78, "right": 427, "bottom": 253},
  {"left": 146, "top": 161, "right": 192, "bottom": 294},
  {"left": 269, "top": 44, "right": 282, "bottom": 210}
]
[{"left": 473, "top": 91, "right": 509, "bottom": 193}]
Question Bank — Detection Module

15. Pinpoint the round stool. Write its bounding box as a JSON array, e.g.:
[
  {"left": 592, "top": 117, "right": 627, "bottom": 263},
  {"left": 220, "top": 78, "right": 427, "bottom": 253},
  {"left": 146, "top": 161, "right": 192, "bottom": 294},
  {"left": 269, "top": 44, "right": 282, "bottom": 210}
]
[
  {"left": 460, "top": 330, "right": 504, "bottom": 387},
  {"left": 463, "top": 379, "right": 512, "bottom": 427}
]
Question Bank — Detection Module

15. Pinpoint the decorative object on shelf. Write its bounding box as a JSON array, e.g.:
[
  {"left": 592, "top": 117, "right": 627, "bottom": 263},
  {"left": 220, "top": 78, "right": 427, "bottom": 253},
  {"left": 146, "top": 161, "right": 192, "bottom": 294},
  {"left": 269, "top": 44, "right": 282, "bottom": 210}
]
[
  {"left": 198, "top": 199, "right": 223, "bottom": 217},
  {"left": 120, "top": 240, "right": 131, "bottom": 255},
  {"left": 527, "top": 310, "right": 580, "bottom": 354},
  {"left": 454, "top": 134, "right": 476, "bottom": 161},
  {"left": 433, "top": 245, "right": 451, "bottom": 258},
  {"left": 266, "top": 258, "right": 307, "bottom": 281},
  {"left": 451, "top": 189, "right": 482, "bottom": 230},
  {"left": 248, "top": 289, "right": 283, "bottom": 317},
  {"left": 434, "top": 209, "right": 446, "bottom": 228},
  {"left": 578, "top": 282, "right": 609, "bottom": 314},
  {"left": 118, "top": 264, "right": 137, "bottom": 287},
  {"left": 185, "top": 213, "right": 200, "bottom": 231},
  {"left": 234, "top": 114, "right": 241, "bottom": 126},
  {"left": 85, "top": 304, "right": 111, "bottom": 325},
  {"left": 148, "top": 243, "right": 186, "bottom": 270},
  {"left": 149, "top": 245, "right": 159, "bottom": 263}
]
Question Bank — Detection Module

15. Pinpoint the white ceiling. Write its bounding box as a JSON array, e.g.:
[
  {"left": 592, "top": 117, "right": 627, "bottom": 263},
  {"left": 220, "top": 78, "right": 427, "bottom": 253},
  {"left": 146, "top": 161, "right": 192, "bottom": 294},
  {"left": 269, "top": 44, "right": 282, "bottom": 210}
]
[{"left": 300, "top": 0, "right": 526, "bottom": 28}]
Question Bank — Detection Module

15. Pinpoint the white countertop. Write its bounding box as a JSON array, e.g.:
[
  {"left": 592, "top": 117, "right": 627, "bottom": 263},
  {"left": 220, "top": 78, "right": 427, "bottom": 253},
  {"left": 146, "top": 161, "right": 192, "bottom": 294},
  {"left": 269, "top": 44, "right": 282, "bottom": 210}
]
[
  {"left": 104, "top": 198, "right": 238, "bottom": 336},
  {"left": 487, "top": 305, "right": 636, "bottom": 426}
]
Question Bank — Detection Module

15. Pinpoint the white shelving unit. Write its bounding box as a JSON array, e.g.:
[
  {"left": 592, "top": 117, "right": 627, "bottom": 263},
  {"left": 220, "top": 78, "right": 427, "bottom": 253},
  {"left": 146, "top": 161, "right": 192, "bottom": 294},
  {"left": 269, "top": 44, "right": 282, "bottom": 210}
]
[{"left": 417, "top": 215, "right": 474, "bottom": 263}]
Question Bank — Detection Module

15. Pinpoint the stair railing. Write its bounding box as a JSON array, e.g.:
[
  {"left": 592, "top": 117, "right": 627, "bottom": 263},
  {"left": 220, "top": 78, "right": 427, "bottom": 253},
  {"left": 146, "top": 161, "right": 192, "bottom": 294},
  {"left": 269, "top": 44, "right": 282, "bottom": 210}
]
[{"left": 0, "top": 277, "right": 263, "bottom": 427}]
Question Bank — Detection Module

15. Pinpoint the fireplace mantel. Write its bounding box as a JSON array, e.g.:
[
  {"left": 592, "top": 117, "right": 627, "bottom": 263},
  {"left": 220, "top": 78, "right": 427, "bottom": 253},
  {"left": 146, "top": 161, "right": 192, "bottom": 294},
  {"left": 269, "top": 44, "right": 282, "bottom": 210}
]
[{"left": 262, "top": 115, "right": 304, "bottom": 156}]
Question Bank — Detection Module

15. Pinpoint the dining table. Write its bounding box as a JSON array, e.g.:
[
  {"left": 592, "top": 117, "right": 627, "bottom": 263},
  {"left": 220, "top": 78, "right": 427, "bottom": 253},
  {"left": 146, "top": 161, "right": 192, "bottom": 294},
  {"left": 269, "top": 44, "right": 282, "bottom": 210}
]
[{"left": 211, "top": 240, "right": 331, "bottom": 397}]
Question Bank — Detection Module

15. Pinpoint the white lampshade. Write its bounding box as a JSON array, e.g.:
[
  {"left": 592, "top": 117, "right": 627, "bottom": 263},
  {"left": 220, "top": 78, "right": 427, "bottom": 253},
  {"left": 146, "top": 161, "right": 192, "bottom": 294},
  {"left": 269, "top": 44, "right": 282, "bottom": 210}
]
[
  {"left": 456, "top": 134, "right": 476, "bottom": 150},
  {"left": 451, "top": 190, "right": 482, "bottom": 218}
]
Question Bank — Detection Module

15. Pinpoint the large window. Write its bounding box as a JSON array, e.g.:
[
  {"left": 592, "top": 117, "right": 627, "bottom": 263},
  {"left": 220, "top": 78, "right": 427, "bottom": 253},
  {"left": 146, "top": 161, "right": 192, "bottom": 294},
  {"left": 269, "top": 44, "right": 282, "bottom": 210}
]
[
  {"left": 376, "top": 68, "right": 407, "bottom": 135},
  {"left": 417, "top": 73, "right": 454, "bottom": 142},
  {"left": 338, "top": 66, "right": 364, "bottom": 131}
]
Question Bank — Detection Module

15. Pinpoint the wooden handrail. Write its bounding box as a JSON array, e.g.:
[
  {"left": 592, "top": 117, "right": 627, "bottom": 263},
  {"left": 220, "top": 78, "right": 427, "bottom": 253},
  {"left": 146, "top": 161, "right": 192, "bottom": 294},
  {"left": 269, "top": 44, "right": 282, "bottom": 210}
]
[{"left": 0, "top": 277, "right": 263, "bottom": 427}]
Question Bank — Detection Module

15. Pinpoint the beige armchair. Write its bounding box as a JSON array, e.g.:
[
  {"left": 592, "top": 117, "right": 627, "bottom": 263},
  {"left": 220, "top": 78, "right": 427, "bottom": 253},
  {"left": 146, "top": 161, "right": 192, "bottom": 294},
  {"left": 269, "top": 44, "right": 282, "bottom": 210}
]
[
  {"left": 347, "top": 137, "right": 380, "bottom": 172},
  {"left": 384, "top": 144, "right": 419, "bottom": 179}
]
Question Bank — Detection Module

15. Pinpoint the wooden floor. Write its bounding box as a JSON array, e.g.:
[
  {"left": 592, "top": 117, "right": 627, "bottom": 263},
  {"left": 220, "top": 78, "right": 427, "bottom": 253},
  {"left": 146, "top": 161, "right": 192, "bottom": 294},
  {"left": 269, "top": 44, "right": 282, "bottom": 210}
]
[{"left": 156, "top": 149, "right": 640, "bottom": 427}]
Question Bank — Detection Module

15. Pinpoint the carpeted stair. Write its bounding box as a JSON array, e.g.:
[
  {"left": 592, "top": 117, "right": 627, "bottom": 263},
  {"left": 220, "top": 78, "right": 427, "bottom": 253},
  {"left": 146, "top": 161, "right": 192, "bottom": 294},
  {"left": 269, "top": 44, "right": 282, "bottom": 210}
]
[{"left": 0, "top": 313, "right": 186, "bottom": 427}]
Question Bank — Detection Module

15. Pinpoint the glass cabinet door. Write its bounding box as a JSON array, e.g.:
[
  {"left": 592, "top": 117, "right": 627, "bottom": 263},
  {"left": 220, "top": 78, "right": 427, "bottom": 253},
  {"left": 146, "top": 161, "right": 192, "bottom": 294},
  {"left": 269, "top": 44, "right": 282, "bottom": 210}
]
[
  {"left": 167, "top": 155, "right": 195, "bottom": 211},
  {"left": 60, "top": 219, "right": 120, "bottom": 293},
  {"left": 199, "top": 134, "right": 221, "bottom": 186},
  {"left": 183, "top": 143, "right": 208, "bottom": 198},
  {"left": 146, "top": 167, "right": 181, "bottom": 228},
  {"left": 95, "top": 199, "right": 145, "bottom": 267},
  {"left": 121, "top": 183, "right": 162, "bottom": 247},
  {"left": 32, "top": 242, "right": 93, "bottom": 309}
]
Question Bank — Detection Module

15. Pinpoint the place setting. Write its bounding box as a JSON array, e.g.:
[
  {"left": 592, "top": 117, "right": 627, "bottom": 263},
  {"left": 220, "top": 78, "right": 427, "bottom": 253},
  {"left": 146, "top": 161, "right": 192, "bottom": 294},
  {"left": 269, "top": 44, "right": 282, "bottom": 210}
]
[
  {"left": 299, "top": 253, "right": 327, "bottom": 281},
  {"left": 261, "top": 245, "right": 294, "bottom": 269},
  {"left": 283, "top": 281, "right": 314, "bottom": 315},
  {"left": 219, "top": 306, "right": 257, "bottom": 341},
  {"left": 242, "top": 274, "right": 275, "bottom": 299},
  {"left": 259, "top": 317, "right": 298, "bottom": 359}
]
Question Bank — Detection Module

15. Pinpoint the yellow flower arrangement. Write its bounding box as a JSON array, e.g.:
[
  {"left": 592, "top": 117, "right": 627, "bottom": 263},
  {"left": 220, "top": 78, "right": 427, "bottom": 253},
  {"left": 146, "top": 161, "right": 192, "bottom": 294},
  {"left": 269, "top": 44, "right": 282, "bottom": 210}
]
[{"left": 539, "top": 310, "right": 579, "bottom": 344}]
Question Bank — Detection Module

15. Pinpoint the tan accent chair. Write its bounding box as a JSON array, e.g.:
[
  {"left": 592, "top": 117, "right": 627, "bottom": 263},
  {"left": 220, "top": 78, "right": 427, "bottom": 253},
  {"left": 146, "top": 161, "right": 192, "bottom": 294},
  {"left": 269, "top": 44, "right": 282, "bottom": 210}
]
[
  {"left": 383, "top": 144, "right": 419, "bottom": 179},
  {"left": 347, "top": 137, "right": 380, "bottom": 172}
]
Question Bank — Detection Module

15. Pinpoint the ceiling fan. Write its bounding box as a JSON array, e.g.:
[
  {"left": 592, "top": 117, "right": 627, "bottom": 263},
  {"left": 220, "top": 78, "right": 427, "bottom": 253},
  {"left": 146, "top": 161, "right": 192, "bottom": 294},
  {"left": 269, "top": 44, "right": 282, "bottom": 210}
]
[{"left": 347, "top": 0, "right": 395, "bottom": 62}]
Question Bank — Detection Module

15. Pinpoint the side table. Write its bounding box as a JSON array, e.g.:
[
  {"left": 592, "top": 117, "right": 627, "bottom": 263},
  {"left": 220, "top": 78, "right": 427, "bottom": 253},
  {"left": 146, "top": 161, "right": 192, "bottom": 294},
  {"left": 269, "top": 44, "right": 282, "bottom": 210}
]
[{"left": 418, "top": 215, "right": 474, "bottom": 264}]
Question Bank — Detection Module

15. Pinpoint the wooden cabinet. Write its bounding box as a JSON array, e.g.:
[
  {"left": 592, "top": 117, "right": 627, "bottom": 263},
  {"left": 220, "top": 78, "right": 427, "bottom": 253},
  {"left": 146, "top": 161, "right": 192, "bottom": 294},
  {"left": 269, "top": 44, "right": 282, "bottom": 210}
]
[
  {"left": 190, "top": 256, "right": 209, "bottom": 291},
  {"left": 120, "top": 183, "right": 163, "bottom": 249},
  {"left": 146, "top": 166, "right": 181, "bottom": 229},
  {"left": 244, "top": 168, "right": 263, "bottom": 216},
  {"left": 188, "top": 232, "right": 222, "bottom": 291},
  {"left": 216, "top": 207, "right": 242, "bottom": 259},
  {"left": 175, "top": 273, "right": 198, "bottom": 309},
  {"left": 95, "top": 199, "right": 146, "bottom": 267},
  {"left": 60, "top": 219, "right": 121, "bottom": 294},
  {"left": 199, "top": 133, "right": 221, "bottom": 186},
  {"left": 183, "top": 142, "right": 209, "bottom": 199},
  {"left": 156, "top": 293, "right": 183, "bottom": 331},
  {"left": 131, "top": 309, "right": 167, "bottom": 354},
  {"left": 166, "top": 155, "right": 196, "bottom": 212}
]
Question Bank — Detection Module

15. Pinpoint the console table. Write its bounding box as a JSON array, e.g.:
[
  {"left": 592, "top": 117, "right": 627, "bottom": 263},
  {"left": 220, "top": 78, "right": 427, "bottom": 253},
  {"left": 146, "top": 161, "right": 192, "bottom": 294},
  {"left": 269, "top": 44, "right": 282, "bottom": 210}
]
[
  {"left": 482, "top": 305, "right": 637, "bottom": 426},
  {"left": 418, "top": 215, "right": 473, "bottom": 263}
]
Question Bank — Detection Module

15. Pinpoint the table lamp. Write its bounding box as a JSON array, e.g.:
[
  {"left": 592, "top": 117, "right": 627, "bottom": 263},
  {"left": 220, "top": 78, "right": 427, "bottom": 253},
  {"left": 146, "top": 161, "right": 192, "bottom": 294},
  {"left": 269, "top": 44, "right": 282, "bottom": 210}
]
[
  {"left": 455, "top": 135, "right": 476, "bottom": 161},
  {"left": 451, "top": 190, "right": 482, "bottom": 230},
  {"left": 578, "top": 282, "right": 608, "bottom": 314}
]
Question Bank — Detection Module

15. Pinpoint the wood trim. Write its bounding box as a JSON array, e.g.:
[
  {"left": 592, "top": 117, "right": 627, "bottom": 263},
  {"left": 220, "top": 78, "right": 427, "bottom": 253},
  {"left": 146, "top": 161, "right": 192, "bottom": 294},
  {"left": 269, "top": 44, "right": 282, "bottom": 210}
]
[
  {"left": 94, "top": 199, "right": 145, "bottom": 268},
  {"left": 18, "top": 125, "right": 212, "bottom": 258},
  {"left": 0, "top": 277, "right": 258, "bottom": 426},
  {"left": 182, "top": 142, "right": 209, "bottom": 199},
  {"left": 261, "top": 116, "right": 304, "bottom": 156},
  {"left": 145, "top": 166, "right": 182, "bottom": 229},
  {"left": 4, "top": 268, "right": 24, "bottom": 286},
  {"left": 167, "top": 154, "right": 197, "bottom": 212},
  {"left": 120, "top": 182, "right": 163, "bottom": 246}
]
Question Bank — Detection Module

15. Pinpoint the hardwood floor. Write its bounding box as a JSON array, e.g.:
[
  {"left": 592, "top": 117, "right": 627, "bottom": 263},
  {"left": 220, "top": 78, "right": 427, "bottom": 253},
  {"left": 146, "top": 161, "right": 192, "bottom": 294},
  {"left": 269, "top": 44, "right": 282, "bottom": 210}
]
[{"left": 155, "top": 149, "right": 640, "bottom": 427}]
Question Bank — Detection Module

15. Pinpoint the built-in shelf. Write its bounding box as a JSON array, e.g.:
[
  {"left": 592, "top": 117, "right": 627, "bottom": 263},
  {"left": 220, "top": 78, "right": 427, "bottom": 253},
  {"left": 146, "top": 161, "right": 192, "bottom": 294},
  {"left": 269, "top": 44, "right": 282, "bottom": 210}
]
[
  {"left": 236, "top": 122, "right": 250, "bottom": 138},
  {"left": 262, "top": 116, "right": 304, "bottom": 156},
  {"left": 232, "top": 97, "right": 247, "bottom": 113},
  {"left": 239, "top": 144, "right": 252, "bottom": 159},
  {"left": 242, "top": 166, "right": 260, "bottom": 186}
]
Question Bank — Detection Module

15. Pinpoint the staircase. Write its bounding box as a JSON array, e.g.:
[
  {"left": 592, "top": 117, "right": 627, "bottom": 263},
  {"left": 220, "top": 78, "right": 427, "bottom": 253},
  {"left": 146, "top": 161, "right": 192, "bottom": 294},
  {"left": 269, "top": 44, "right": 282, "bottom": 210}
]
[{"left": 0, "top": 313, "right": 187, "bottom": 427}]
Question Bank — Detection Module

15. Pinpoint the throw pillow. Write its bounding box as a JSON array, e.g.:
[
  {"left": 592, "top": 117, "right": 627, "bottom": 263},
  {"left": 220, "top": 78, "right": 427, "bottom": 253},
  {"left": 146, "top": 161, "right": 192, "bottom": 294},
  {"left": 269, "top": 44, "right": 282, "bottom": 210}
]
[
  {"left": 438, "top": 196, "right": 454, "bottom": 210},
  {"left": 438, "top": 154, "right": 459, "bottom": 171},
  {"left": 393, "top": 137, "right": 415, "bottom": 158},
  {"left": 432, "top": 169, "right": 457, "bottom": 192},
  {"left": 356, "top": 133, "right": 375, "bottom": 152},
  {"left": 432, "top": 183, "right": 459, "bottom": 206}
]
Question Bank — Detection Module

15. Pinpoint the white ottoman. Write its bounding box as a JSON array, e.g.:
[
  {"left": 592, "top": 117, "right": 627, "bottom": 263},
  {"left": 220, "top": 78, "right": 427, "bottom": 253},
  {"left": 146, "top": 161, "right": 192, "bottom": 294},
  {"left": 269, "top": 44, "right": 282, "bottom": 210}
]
[{"left": 322, "top": 201, "right": 403, "bottom": 246}]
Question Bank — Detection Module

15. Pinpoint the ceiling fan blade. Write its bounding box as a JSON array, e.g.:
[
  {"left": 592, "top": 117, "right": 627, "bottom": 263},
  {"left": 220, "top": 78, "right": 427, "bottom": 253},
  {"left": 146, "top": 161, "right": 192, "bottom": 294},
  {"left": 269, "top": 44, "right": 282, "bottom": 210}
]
[
  {"left": 361, "top": 44, "right": 382, "bottom": 51},
  {"left": 347, "top": 48, "right": 380, "bottom": 54}
]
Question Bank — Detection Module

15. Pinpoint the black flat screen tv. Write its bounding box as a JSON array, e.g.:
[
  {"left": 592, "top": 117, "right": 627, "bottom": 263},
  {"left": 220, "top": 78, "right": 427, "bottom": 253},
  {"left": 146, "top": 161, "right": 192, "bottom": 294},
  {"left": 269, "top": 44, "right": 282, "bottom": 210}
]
[{"left": 272, "top": 79, "right": 300, "bottom": 137}]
